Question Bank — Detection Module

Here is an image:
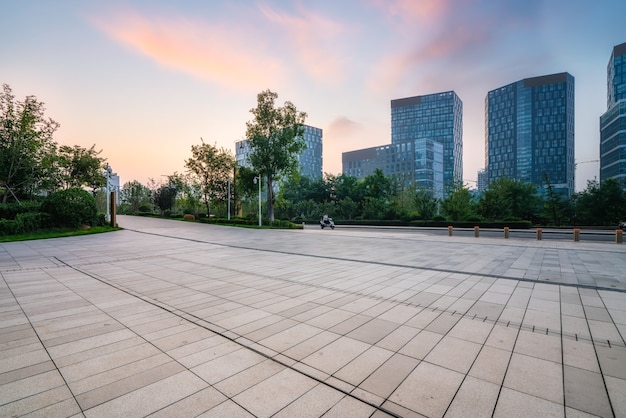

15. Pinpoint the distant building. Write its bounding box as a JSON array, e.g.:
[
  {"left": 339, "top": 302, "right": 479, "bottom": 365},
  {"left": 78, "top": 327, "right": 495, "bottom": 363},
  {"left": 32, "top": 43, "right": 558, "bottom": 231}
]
[
  {"left": 342, "top": 139, "right": 444, "bottom": 199},
  {"left": 391, "top": 91, "right": 463, "bottom": 193},
  {"left": 477, "top": 169, "right": 488, "bottom": 192},
  {"left": 342, "top": 91, "right": 461, "bottom": 199},
  {"left": 600, "top": 42, "right": 626, "bottom": 186},
  {"left": 235, "top": 124, "right": 323, "bottom": 180},
  {"left": 485, "top": 72, "right": 575, "bottom": 196}
]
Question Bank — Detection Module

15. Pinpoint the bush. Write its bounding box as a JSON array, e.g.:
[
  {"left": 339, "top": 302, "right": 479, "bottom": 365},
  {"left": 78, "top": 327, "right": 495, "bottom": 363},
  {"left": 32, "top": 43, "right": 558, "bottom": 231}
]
[
  {"left": 0, "top": 201, "right": 41, "bottom": 220},
  {"left": 15, "top": 212, "right": 46, "bottom": 232},
  {"left": 41, "top": 188, "right": 98, "bottom": 228}
]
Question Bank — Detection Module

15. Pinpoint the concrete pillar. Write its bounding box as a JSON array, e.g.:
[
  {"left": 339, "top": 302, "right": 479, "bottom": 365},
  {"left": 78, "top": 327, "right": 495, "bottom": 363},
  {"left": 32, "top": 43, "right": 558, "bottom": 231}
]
[
  {"left": 536, "top": 228, "right": 542, "bottom": 240},
  {"left": 504, "top": 227, "right": 509, "bottom": 239}
]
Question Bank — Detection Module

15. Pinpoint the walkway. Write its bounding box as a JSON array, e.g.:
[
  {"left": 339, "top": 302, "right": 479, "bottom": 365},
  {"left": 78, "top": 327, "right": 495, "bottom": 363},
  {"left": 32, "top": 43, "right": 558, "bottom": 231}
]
[{"left": 1, "top": 215, "right": 625, "bottom": 417}]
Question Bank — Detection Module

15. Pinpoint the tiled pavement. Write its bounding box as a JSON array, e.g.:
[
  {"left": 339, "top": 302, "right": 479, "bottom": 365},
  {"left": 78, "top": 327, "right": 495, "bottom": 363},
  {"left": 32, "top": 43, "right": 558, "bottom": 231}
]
[{"left": 1, "top": 215, "right": 625, "bottom": 418}]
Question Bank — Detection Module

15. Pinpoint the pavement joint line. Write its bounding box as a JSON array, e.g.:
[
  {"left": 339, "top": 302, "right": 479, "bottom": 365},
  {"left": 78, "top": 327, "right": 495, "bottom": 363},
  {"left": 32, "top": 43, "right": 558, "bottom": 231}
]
[{"left": 53, "top": 257, "right": 404, "bottom": 418}]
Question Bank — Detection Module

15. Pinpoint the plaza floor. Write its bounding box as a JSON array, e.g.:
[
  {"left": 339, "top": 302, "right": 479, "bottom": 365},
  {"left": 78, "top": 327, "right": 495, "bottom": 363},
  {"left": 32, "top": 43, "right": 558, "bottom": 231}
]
[{"left": 1, "top": 215, "right": 625, "bottom": 417}]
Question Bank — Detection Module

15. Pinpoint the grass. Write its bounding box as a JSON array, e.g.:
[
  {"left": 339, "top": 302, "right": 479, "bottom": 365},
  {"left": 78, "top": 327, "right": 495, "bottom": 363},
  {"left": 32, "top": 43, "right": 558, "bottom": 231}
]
[{"left": 0, "top": 226, "right": 122, "bottom": 243}]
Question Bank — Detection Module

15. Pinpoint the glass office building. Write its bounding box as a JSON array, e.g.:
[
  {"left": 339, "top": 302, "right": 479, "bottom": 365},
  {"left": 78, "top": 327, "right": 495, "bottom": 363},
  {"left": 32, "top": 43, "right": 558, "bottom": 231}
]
[
  {"left": 342, "top": 139, "right": 444, "bottom": 199},
  {"left": 391, "top": 91, "right": 463, "bottom": 194},
  {"left": 235, "top": 124, "right": 323, "bottom": 180},
  {"left": 600, "top": 42, "right": 626, "bottom": 185},
  {"left": 485, "top": 72, "right": 575, "bottom": 196}
]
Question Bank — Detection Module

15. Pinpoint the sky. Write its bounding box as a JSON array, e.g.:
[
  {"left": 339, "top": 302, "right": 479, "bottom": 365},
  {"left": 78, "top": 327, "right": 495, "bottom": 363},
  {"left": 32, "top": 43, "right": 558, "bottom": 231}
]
[{"left": 2, "top": 0, "right": 625, "bottom": 191}]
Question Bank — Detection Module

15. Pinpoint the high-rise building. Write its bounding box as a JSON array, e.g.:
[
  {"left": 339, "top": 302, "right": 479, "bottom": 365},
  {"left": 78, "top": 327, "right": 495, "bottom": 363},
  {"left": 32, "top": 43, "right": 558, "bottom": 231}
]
[
  {"left": 391, "top": 91, "right": 463, "bottom": 193},
  {"left": 477, "top": 169, "right": 488, "bottom": 192},
  {"left": 342, "top": 139, "right": 444, "bottom": 199},
  {"left": 485, "top": 72, "right": 575, "bottom": 196},
  {"left": 235, "top": 124, "right": 323, "bottom": 179},
  {"left": 600, "top": 42, "right": 626, "bottom": 185}
]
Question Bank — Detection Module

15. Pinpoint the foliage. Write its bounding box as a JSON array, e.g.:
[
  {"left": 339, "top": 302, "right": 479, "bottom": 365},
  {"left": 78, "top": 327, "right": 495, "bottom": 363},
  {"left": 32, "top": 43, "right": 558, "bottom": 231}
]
[
  {"left": 0, "top": 83, "right": 59, "bottom": 203},
  {"left": 477, "top": 177, "right": 540, "bottom": 221},
  {"left": 572, "top": 178, "right": 626, "bottom": 225},
  {"left": 413, "top": 189, "right": 439, "bottom": 220},
  {"left": 56, "top": 144, "right": 105, "bottom": 190},
  {"left": 185, "top": 140, "right": 234, "bottom": 216},
  {"left": 153, "top": 185, "right": 177, "bottom": 215},
  {"left": 119, "top": 180, "right": 152, "bottom": 214},
  {"left": 40, "top": 187, "right": 97, "bottom": 228},
  {"left": 440, "top": 182, "right": 476, "bottom": 221},
  {"left": 245, "top": 89, "right": 307, "bottom": 222}
]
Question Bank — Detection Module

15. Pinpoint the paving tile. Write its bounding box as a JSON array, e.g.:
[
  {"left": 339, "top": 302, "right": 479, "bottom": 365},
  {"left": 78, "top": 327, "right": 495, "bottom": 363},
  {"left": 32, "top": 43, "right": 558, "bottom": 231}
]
[
  {"left": 469, "top": 345, "right": 511, "bottom": 385},
  {"left": 301, "top": 336, "right": 371, "bottom": 375},
  {"left": 605, "top": 375, "right": 626, "bottom": 417},
  {"left": 333, "top": 346, "right": 394, "bottom": 386},
  {"left": 513, "top": 330, "right": 562, "bottom": 362},
  {"left": 359, "top": 353, "right": 420, "bottom": 399},
  {"left": 212, "top": 359, "right": 284, "bottom": 397},
  {"left": 563, "top": 365, "right": 613, "bottom": 417},
  {"left": 82, "top": 371, "right": 207, "bottom": 418},
  {"left": 389, "top": 361, "right": 464, "bottom": 418},
  {"left": 444, "top": 376, "right": 499, "bottom": 417},
  {"left": 0, "top": 385, "right": 77, "bottom": 417},
  {"left": 192, "top": 347, "right": 266, "bottom": 384},
  {"left": 232, "top": 368, "right": 318, "bottom": 417},
  {"left": 399, "top": 329, "right": 443, "bottom": 360},
  {"left": 272, "top": 383, "right": 345, "bottom": 418},
  {"left": 493, "top": 387, "right": 564, "bottom": 417},
  {"left": 503, "top": 353, "right": 563, "bottom": 404},
  {"left": 424, "top": 335, "right": 482, "bottom": 374},
  {"left": 595, "top": 345, "right": 626, "bottom": 379}
]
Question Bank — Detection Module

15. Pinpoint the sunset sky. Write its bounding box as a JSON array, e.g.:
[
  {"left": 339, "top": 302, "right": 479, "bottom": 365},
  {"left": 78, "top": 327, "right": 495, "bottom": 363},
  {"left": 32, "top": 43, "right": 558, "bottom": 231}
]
[{"left": 2, "top": 1, "right": 625, "bottom": 191}]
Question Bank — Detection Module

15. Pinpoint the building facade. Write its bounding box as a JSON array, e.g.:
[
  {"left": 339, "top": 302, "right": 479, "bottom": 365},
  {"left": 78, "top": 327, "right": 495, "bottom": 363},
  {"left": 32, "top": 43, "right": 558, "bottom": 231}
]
[
  {"left": 235, "top": 124, "right": 323, "bottom": 180},
  {"left": 600, "top": 42, "right": 626, "bottom": 185},
  {"left": 342, "top": 139, "right": 444, "bottom": 199},
  {"left": 485, "top": 72, "right": 575, "bottom": 196},
  {"left": 391, "top": 91, "right": 463, "bottom": 193}
]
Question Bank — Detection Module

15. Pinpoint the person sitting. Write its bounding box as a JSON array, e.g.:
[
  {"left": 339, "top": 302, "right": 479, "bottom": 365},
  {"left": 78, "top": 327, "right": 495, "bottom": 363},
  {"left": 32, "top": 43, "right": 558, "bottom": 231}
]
[{"left": 322, "top": 214, "right": 329, "bottom": 224}]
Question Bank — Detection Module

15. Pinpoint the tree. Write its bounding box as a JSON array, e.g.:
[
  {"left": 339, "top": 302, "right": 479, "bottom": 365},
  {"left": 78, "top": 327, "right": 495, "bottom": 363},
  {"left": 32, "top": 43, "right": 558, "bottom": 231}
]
[
  {"left": 119, "top": 180, "right": 152, "bottom": 213},
  {"left": 0, "top": 84, "right": 59, "bottom": 203},
  {"left": 477, "top": 178, "right": 540, "bottom": 221},
  {"left": 413, "top": 189, "right": 438, "bottom": 220},
  {"left": 245, "top": 89, "right": 307, "bottom": 222},
  {"left": 573, "top": 178, "right": 626, "bottom": 226},
  {"left": 440, "top": 182, "right": 475, "bottom": 221},
  {"left": 57, "top": 144, "right": 105, "bottom": 189},
  {"left": 185, "top": 139, "right": 234, "bottom": 216}
]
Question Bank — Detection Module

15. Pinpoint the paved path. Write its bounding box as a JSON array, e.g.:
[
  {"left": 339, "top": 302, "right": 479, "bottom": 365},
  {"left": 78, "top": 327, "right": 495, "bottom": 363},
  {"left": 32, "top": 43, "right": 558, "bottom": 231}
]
[{"left": 1, "top": 215, "right": 625, "bottom": 417}]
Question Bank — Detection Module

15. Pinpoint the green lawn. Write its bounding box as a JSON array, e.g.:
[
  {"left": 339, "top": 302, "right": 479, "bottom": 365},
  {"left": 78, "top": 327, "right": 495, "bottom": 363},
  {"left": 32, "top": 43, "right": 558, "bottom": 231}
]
[{"left": 0, "top": 226, "right": 122, "bottom": 243}]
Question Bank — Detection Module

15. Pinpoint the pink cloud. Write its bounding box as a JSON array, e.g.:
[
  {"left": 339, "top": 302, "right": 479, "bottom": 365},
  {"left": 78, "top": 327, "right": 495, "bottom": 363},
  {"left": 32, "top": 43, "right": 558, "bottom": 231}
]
[
  {"left": 89, "top": 9, "right": 284, "bottom": 90},
  {"left": 259, "top": 5, "right": 351, "bottom": 85}
]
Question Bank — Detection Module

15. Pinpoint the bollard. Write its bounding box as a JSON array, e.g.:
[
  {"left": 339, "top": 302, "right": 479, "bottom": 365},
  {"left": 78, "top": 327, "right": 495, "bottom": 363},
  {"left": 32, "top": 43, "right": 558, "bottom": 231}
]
[
  {"left": 616, "top": 229, "right": 623, "bottom": 244},
  {"left": 448, "top": 226, "right": 453, "bottom": 236},
  {"left": 302, "top": 222, "right": 305, "bottom": 229},
  {"left": 536, "top": 228, "right": 542, "bottom": 240},
  {"left": 474, "top": 226, "right": 479, "bottom": 238},
  {"left": 504, "top": 226, "right": 509, "bottom": 239},
  {"left": 573, "top": 228, "right": 580, "bottom": 242}
]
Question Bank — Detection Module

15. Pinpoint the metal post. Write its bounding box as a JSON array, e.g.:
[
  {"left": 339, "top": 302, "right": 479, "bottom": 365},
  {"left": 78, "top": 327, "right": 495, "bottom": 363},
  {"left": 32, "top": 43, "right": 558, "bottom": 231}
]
[
  {"left": 227, "top": 178, "right": 231, "bottom": 221},
  {"left": 254, "top": 176, "right": 261, "bottom": 227}
]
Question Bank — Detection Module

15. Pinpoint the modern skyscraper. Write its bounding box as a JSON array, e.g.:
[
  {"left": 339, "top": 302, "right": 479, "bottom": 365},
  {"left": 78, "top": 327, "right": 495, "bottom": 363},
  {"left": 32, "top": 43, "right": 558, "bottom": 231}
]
[
  {"left": 235, "top": 124, "right": 323, "bottom": 180},
  {"left": 600, "top": 42, "right": 626, "bottom": 185},
  {"left": 485, "top": 72, "right": 575, "bottom": 196},
  {"left": 391, "top": 91, "right": 463, "bottom": 193}
]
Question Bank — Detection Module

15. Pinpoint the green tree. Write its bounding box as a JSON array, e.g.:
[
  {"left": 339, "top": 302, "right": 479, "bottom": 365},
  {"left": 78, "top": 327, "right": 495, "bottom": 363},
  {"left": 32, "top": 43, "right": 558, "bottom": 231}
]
[
  {"left": 57, "top": 144, "right": 105, "bottom": 189},
  {"left": 185, "top": 140, "right": 235, "bottom": 217},
  {"left": 477, "top": 178, "right": 540, "bottom": 221},
  {"left": 413, "top": 189, "right": 438, "bottom": 220},
  {"left": 573, "top": 178, "right": 626, "bottom": 225},
  {"left": 119, "top": 180, "right": 152, "bottom": 213},
  {"left": 0, "top": 84, "right": 59, "bottom": 203},
  {"left": 440, "top": 182, "right": 475, "bottom": 221},
  {"left": 245, "top": 89, "right": 307, "bottom": 222}
]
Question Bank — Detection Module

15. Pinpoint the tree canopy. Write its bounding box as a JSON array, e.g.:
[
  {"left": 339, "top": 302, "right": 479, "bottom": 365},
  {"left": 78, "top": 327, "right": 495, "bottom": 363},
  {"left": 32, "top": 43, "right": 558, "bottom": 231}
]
[{"left": 245, "top": 89, "right": 307, "bottom": 222}]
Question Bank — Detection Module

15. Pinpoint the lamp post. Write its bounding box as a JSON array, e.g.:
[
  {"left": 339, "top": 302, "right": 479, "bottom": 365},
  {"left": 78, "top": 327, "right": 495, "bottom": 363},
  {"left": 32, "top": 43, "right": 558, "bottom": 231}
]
[
  {"left": 253, "top": 175, "right": 261, "bottom": 226},
  {"left": 103, "top": 163, "right": 113, "bottom": 222},
  {"left": 227, "top": 178, "right": 231, "bottom": 221}
]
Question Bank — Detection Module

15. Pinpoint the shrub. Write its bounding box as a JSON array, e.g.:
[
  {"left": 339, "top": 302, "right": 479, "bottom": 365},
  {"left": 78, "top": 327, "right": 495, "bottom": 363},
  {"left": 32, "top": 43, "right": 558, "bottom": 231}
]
[
  {"left": 15, "top": 212, "right": 45, "bottom": 232},
  {"left": 41, "top": 188, "right": 98, "bottom": 228},
  {"left": 183, "top": 214, "right": 195, "bottom": 221}
]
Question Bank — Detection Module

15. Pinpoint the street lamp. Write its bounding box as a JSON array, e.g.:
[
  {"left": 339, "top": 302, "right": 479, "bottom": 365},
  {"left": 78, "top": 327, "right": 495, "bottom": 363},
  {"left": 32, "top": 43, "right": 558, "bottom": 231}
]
[
  {"left": 103, "top": 163, "right": 113, "bottom": 222},
  {"left": 227, "top": 177, "right": 231, "bottom": 221},
  {"left": 253, "top": 175, "right": 261, "bottom": 226}
]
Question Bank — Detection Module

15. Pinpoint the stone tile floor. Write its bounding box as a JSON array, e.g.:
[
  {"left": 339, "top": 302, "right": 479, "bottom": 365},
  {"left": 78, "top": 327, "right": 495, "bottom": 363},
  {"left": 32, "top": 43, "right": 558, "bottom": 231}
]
[{"left": 1, "top": 215, "right": 625, "bottom": 417}]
